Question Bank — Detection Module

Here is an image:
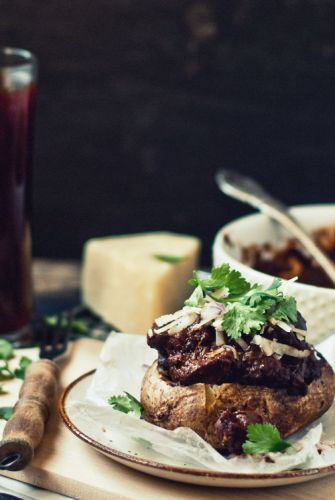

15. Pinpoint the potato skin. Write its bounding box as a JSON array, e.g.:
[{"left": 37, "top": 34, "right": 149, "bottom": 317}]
[{"left": 141, "top": 360, "right": 335, "bottom": 449}]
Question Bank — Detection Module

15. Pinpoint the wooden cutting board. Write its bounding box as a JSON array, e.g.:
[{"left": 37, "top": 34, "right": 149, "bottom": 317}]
[{"left": 0, "top": 337, "right": 334, "bottom": 500}]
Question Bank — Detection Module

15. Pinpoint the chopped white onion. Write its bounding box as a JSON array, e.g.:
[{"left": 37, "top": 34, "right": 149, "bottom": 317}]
[
  {"left": 189, "top": 302, "right": 226, "bottom": 333},
  {"left": 235, "top": 338, "right": 248, "bottom": 351},
  {"left": 200, "top": 301, "right": 225, "bottom": 322}
]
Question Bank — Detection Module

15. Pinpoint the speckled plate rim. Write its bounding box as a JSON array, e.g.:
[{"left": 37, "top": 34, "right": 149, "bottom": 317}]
[{"left": 58, "top": 370, "right": 335, "bottom": 487}]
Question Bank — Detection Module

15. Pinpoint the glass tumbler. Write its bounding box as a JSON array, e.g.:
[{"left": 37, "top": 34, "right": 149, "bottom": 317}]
[{"left": 0, "top": 48, "right": 37, "bottom": 343}]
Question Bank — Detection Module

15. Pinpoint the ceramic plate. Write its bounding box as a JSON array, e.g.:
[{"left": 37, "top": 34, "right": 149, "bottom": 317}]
[{"left": 59, "top": 371, "right": 335, "bottom": 488}]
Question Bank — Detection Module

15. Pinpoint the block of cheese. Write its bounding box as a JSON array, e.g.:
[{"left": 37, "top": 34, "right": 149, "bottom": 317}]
[{"left": 81, "top": 232, "right": 201, "bottom": 334}]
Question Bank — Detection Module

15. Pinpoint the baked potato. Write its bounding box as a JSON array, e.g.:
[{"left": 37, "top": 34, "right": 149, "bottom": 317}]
[{"left": 141, "top": 360, "right": 335, "bottom": 450}]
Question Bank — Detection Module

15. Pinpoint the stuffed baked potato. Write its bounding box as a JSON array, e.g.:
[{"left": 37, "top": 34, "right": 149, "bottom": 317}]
[{"left": 141, "top": 265, "right": 335, "bottom": 455}]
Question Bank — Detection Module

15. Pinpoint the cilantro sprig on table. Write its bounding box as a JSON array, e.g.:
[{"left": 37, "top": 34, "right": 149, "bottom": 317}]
[
  {"left": 0, "top": 339, "right": 14, "bottom": 360},
  {"left": 0, "top": 339, "right": 33, "bottom": 420},
  {"left": 0, "top": 355, "right": 32, "bottom": 381},
  {"left": 186, "top": 264, "right": 298, "bottom": 339},
  {"left": 242, "top": 423, "right": 291, "bottom": 455},
  {"left": 0, "top": 407, "right": 13, "bottom": 421}
]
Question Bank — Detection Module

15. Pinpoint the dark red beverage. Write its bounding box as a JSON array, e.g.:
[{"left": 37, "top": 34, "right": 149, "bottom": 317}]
[{"left": 0, "top": 49, "right": 37, "bottom": 338}]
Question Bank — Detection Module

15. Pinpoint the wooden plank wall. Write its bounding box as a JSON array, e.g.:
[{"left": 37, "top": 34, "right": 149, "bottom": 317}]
[{"left": 1, "top": 0, "right": 334, "bottom": 264}]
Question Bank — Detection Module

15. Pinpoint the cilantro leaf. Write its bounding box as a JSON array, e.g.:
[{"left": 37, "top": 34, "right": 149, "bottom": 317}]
[
  {"left": 184, "top": 285, "right": 204, "bottom": 307},
  {"left": 202, "top": 264, "right": 234, "bottom": 289},
  {"left": 218, "top": 267, "right": 251, "bottom": 298},
  {"left": 189, "top": 264, "right": 250, "bottom": 299},
  {"left": 242, "top": 423, "right": 291, "bottom": 454},
  {"left": 188, "top": 265, "right": 298, "bottom": 339},
  {"left": 223, "top": 303, "right": 266, "bottom": 339},
  {"left": 14, "top": 356, "right": 32, "bottom": 380},
  {"left": 0, "top": 406, "right": 13, "bottom": 421},
  {"left": 154, "top": 254, "right": 184, "bottom": 264},
  {"left": 108, "top": 392, "right": 143, "bottom": 417},
  {"left": 267, "top": 278, "right": 283, "bottom": 290},
  {"left": 189, "top": 270, "right": 204, "bottom": 289},
  {"left": 244, "top": 280, "right": 282, "bottom": 308},
  {"left": 272, "top": 296, "right": 297, "bottom": 324},
  {"left": 0, "top": 339, "right": 13, "bottom": 360}
]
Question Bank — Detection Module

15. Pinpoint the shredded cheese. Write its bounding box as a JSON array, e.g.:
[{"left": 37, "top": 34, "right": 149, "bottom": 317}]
[
  {"left": 155, "top": 310, "right": 184, "bottom": 328},
  {"left": 154, "top": 310, "right": 199, "bottom": 335},
  {"left": 252, "top": 335, "right": 310, "bottom": 358},
  {"left": 291, "top": 326, "right": 307, "bottom": 337},
  {"left": 269, "top": 317, "right": 292, "bottom": 332},
  {"left": 215, "top": 330, "right": 225, "bottom": 346}
]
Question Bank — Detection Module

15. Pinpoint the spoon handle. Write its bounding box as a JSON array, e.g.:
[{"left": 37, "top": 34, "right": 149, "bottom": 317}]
[{"left": 215, "top": 169, "right": 335, "bottom": 285}]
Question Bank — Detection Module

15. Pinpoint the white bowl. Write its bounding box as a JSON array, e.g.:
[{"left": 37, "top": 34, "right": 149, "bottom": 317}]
[{"left": 213, "top": 204, "right": 335, "bottom": 345}]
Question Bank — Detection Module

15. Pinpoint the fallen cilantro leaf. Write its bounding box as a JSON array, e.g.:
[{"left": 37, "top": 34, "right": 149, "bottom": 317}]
[
  {"left": 44, "top": 315, "right": 90, "bottom": 336},
  {"left": 0, "top": 385, "right": 7, "bottom": 395},
  {"left": 154, "top": 254, "right": 184, "bottom": 264},
  {"left": 242, "top": 423, "right": 291, "bottom": 454},
  {"left": 14, "top": 356, "right": 32, "bottom": 380},
  {"left": 223, "top": 303, "right": 266, "bottom": 339},
  {"left": 0, "top": 406, "right": 13, "bottom": 421},
  {"left": 0, "top": 361, "right": 14, "bottom": 381},
  {"left": 71, "top": 319, "right": 89, "bottom": 335},
  {"left": 44, "top": 315, "right": 59, "bottom": 327},
  {"left": 132, "top": 437, "right": 153, "bottom": 449},
  {"left": 0, "top": 339, "right": 13, "bottom": 360},
  {"left": 108, "top": 392, "right": 143, "bottom": 417}
]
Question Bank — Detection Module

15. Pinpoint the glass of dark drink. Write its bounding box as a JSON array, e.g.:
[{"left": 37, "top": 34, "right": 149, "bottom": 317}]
[{"left": 0, "top": 48, "right": 37, "bottom": 344}]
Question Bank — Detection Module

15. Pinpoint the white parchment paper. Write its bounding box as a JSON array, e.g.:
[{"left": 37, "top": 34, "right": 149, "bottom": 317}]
[{"left": 66, "top": 333, "right": 335, "bottom": 473}]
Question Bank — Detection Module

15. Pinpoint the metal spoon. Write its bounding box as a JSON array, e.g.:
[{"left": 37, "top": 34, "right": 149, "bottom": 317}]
[{"left": 215, "top": 169, "right": 335, "bottom": 285}]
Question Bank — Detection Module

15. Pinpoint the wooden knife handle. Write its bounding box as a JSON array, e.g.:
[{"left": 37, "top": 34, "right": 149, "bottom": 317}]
[{"left": 0, "top": 359, "right": 60, "bottom": 471}]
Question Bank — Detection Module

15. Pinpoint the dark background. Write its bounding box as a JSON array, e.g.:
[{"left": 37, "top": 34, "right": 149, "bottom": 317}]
[{"left": 1, "top": 0, "right": 334, "bottom": 266}]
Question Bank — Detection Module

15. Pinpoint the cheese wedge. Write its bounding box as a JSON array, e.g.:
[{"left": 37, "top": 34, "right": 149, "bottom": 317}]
[{"left": 81, "top": 232, "right": 201, "bottom": 334}]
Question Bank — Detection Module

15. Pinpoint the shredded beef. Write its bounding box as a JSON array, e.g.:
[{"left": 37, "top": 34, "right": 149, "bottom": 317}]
[
  {"left": 215, "top": 410, "right": 262, "bottom": 455},
  {"left": 148, "top": 321, "right": 324, "bottom": 395}
]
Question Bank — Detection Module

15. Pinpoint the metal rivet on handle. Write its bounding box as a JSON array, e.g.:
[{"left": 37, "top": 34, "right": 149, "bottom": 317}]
[{"left": 0, "top": 452, "right": 23, "bottom": 470}]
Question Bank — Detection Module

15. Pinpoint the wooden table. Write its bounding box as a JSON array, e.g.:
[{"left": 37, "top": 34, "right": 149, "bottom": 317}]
[{"left": 1, "top": 259, "right": 334, "bottom": 499}]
